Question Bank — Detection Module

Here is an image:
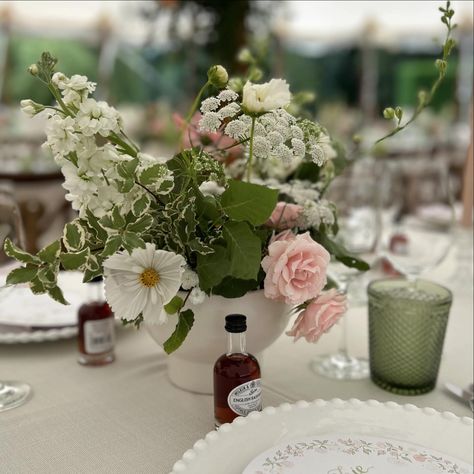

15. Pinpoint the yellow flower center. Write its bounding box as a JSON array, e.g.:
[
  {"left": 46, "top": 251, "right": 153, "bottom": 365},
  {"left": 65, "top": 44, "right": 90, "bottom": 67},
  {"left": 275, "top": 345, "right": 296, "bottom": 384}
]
[{"left": 139, "top": 268, "right": 160, "bottom": 288}]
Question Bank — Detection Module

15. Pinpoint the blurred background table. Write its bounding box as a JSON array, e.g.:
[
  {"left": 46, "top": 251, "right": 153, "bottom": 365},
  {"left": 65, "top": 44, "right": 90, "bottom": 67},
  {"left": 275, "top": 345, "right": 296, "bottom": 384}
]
[{"left": 0, "top": 228, "right": 472, "bottom": 473}]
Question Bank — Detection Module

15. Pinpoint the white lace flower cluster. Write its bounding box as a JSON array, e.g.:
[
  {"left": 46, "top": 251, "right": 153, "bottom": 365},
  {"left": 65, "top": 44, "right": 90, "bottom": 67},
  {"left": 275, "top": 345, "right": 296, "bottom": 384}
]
[
  {"left": 298, "top": 120, "right": 338, "bottom": 167},
  {"left": 299, "top": 199, "right": 335, "bottom": 230}
]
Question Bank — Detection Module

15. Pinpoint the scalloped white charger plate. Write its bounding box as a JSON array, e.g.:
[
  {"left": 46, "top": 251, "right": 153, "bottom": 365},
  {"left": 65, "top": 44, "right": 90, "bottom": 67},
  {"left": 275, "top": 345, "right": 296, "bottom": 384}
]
[{"left": 171, "top": 399, "right": 473, "bottom": 474}]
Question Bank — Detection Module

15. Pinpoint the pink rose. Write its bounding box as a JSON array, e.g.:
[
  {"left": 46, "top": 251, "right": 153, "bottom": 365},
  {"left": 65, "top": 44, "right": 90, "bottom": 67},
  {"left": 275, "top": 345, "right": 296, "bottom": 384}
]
[
  {"left": 270, "top": 229, "right": 296, "bottom": 245},
  {"left": 266, "top": 202, "right": 303, "bottom": 230},
  {"left": 286, "top": 289, "right": 347, "bottom": 343},
  {"left": 261, "top": 232, "right": 330, "bottom": 305}
]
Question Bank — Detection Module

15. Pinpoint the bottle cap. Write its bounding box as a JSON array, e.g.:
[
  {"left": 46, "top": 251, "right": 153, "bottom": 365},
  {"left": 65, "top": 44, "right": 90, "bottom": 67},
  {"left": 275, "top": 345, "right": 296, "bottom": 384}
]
[{"left": 225, "top": 314, "right": 247, "bottom": 333}]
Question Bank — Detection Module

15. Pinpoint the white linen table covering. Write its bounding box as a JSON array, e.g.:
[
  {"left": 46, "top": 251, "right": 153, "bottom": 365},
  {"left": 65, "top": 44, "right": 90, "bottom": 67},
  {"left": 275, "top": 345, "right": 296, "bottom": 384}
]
[{"left": 1, "top": 232, "right": 472, "bottom": 473}]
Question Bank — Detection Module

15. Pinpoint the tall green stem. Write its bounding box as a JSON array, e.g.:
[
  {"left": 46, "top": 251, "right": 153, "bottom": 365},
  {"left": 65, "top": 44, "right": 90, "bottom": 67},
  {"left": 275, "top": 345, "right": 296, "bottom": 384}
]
[
  {"left": 246, "top": 117, "right": 256, "bottom": 182},
  {"left": 179, "top": 81, "right": 210, "bottom": 149}
]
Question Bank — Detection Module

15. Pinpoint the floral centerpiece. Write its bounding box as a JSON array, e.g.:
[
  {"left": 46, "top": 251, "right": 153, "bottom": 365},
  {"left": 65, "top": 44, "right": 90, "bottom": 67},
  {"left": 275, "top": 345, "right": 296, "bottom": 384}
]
[{"left": 3, "top": 2, "right": 456, "bottom": 355}]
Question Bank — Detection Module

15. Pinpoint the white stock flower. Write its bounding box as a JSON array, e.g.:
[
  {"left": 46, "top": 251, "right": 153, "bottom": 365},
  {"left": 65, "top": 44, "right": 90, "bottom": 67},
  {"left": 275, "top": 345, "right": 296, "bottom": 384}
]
[
  {"left": 61, "top": 162, "right": 97, "bottom": 213},
  {"left": 242, "top": 79, "right": 291, "bottom": 114},
  {"left": 189, "top": 287, "right": 206, "bottom": 305},
  {"left": 104, "top": 243, "right": 186, "bottom": 325},
  {"left": 181, "top": 267, "right": 199, "bottom": 290},
  {"left": 45, "top": 114, "right": 79, "bottom": 156},
  {"left": 76, "top": 98, "right": 121, "bottom": 137},
  {"left": 20, "top": 99, "right": 44, "bottom": 117},
  {"left": 199, "top": 180, "right": 225, "bottom": 197}
]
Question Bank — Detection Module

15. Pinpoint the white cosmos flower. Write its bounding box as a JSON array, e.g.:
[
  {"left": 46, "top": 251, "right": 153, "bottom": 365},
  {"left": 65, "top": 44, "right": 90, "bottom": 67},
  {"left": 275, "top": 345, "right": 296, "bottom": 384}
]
[
  {"left": 242, "top": 79, "right": 291, "bottom": 114},
  {"left": 103, "top": 243, "right": 186, "bottom": 325}
]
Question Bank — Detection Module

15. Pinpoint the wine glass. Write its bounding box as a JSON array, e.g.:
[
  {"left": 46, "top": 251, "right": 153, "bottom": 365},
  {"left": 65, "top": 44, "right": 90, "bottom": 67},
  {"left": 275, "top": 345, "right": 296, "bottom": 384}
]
[
  {"left": 312, "top": 158, "right": 382, "bottom": 380},
  {"left": 0, "top": 181, "right": 32, "bottom": 412},
  {"left": 381, "top": 156, "right": 455, "bottom": 284}
]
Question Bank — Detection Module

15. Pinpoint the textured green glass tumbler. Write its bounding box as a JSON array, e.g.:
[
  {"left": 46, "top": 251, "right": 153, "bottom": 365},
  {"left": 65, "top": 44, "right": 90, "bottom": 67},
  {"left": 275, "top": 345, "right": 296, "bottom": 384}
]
[{"left": 368, "top": 279, "right": 452, "bottom": 395}]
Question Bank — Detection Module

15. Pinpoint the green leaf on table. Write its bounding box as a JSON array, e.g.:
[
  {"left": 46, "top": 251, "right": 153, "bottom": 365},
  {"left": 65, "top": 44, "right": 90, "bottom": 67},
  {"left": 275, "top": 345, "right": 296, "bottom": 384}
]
[
  {"left": 220, "top": 180, "right": 278, "bottom": 226},
  {"left": 4, "top": 238, "right": 39, "bottom": 264},
  {"left": 63, "top": 221, "right": 86, "bottom": 251},
  {"left": 163, "top": 309, "right": 194, "bottom": 354},
  {"left": 164, "top": 295, "right": 184, "bottom": 315},
  {"left": 223, "top": 221, "right": 261, "bottom": 281},
  {"left": 48, "top": 285, "right": 69, "bottom": 305},
  {"left": 6, "top": 266, "right": 38, "bottom": 285},
  {"left": 196, "top": 244, "right": 229, "bottom": 291},
  {"left": 60, "top": 248, "right": 90, "bottom": 270},
  {"left": 38, "top": 240, "right": 61, "bottom": 264},
  {"left": 312, "top": 230, "right": 370, "bottom": 272}
]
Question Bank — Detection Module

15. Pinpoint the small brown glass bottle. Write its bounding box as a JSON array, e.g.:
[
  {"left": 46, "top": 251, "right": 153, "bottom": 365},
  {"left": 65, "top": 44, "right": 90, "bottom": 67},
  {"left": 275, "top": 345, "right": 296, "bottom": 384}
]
[
  {"left": 78, "top": 276, "right": 115, "bottom": 366},
  {"left": 213, "top": 314, "right": 261, "bottom": 428}
]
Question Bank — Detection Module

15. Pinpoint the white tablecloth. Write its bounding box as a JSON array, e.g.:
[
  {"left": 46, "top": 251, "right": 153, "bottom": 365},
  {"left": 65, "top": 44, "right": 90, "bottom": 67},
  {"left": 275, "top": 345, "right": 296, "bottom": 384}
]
[{"left": 1, "top": 231, "right": 472, "bottom": 473}]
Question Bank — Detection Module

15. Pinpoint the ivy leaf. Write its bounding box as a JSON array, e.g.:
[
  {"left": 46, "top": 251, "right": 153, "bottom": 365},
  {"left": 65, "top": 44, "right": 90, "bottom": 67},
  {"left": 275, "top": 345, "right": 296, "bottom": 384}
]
[
  {"left": 83, "top": 254, "right": 102, "bottom": 283},
  {"left": 223, "top": 221, "right": 261, "bottom": 281},
  {"left": 60, "top": 248, "right": 90, "bottom": 270},
  {"left": 163, "top": 309, "right": 194, "bottom": 354},
  {"left": 84, "top": 210, "right": 108, "bottom": 242},
  {"left": 196, "top": 244, "right": 229, "bottom": 291},
  {"left": 116, "top": 157, "right": 139, "bottom": 179},
  {"left": 38, "top": 240, "right": 61, "bottom": 264},
  {"left": 48, "top": 285, "right": 69, "bottom": 305},
  {"left": 122, "top": 231, "right": 146, "bottom": 252},
  {"left": 132, "top": 193, "right": 151, "bottom": 216},
  {"left": 101, "top": 235, "right": 122, "bottom": 258},
  {"left": 312, "top": 230, "right": 370, "bottom": 272},
  {"left": 4, "top": 238, "right": 39, "bottom": 264},
  {"left": 63, "top": 221, "right": 86, "bottom": 251},
  {"left": 6, "top": 266, "right": 38, "bottom": 285},
  {"left": 37, "top": 266, "right": 57, "bottom": 286},
  {"left": 30, "top": 276, "right": 47, "bottom": 295},
  {"left": 117, "top": 179, "right": 135, "bottom": 194},
  {"left": 127, "top": 215, "right": 153, "bottom": 234},
  {"left": 164, "top": 295, "right": 184, "bottom": 315},
  {"left": 138, "top": 164, "right": 168, "bottom": 186},
  {"left": 221, "top": 180, "right": 278, "bottom": 226}
]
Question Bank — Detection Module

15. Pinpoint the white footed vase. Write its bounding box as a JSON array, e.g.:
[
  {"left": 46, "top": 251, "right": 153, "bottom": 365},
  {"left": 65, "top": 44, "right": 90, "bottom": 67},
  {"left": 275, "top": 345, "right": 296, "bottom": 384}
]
[{"left": 146, "top": 290, "right": 291, "bottom": 394}]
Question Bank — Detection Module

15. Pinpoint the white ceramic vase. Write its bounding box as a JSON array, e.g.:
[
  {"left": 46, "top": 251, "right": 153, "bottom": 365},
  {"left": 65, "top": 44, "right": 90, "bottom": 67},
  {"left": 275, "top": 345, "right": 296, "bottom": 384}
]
[{"left": 146, "top": 290, "right": 291, "bottom": 394}]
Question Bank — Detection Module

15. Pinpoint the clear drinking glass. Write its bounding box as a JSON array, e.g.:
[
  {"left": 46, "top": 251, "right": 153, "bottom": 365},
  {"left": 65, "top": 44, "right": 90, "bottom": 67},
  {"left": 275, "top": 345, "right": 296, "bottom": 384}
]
[
  {"left": 381, "top": 157, "right": 455, "bottom": 283},
  {"left": 368, "top": 278, "right": 452, "bottom": 395},
  {"left": 0, "top": 181, "right": 32, "bottom": 412},
  {"left": 312, "top": 159, "right": 382, "bottom": 380}
]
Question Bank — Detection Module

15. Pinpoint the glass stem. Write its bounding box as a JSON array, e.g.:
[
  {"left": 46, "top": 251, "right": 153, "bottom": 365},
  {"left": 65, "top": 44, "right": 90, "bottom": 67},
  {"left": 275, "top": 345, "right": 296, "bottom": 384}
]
[{"left": 337, "top": 280, "right": 350, "bottom": 361}]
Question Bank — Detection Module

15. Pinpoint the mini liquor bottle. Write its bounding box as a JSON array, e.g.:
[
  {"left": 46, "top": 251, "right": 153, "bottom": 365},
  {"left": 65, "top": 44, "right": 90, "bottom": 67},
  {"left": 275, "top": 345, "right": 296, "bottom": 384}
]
[
  {"left": 77, "top": 276, "right": 115, "bottom": 366},
  {"left": 213, "top": 314, "right": 261, "bottom": 427}
]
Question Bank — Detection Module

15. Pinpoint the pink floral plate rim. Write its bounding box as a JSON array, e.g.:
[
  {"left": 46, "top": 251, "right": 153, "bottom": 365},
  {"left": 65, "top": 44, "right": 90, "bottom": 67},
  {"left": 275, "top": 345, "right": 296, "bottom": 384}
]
[
  {"left": 170, "top": 398, "right": 473, "bottom": 474},
  {"left": 242, "top": 434, "right": 473, "bottom": 474}
]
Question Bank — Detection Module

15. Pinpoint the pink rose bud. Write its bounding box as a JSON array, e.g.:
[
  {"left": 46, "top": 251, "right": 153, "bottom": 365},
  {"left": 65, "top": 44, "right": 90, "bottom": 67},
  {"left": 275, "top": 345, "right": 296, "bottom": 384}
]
[
  {"left": 266, "top": 202, "right": 303, "bottom": 230},
  {"left": 286, "top": 289, "right": 347, "bottom": 343},
  {"left": 261, "top": 232, "right": 330, "bottom": 305}
]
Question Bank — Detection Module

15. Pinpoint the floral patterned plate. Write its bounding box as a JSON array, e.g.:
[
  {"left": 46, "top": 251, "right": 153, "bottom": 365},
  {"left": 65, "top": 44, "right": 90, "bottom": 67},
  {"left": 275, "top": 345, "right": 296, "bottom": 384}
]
[
  {"left": 243, "top": 434, "right": 473, "bottom": 474},
  {"left": 170, "top": 399, "right": 473, "bottom": 474}
]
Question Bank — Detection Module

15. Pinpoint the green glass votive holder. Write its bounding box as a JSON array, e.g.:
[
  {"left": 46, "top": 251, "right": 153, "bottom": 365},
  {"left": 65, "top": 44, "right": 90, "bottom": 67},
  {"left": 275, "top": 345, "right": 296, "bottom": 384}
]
[{"left": 368, "top": 278, "right": 452, "bottom": 395}]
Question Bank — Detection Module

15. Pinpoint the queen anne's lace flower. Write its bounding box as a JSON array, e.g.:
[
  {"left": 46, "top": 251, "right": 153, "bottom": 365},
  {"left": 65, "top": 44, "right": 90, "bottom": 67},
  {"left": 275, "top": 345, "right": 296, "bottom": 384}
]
[
  {"left": 217, "top": 89, "right": 238, "bottom": 102},
  {"left": 291, "top": 125, "right": 304, "bottom": 140},
  {"left": 224, "top": 119, "right": 248, "bottom": 139},
  {"left": 267, "top": 131, "right": 284, "bottom": 147},
  {"left": 218, "top": 102, "right": 240, "bottom": 119},
  {"left": 200, "top": 97, "right": 221, "bottom": 114},
  {"left": 199, "top": 111, "right": 221, "bottom": 132},
  {"left": 253, "top": 136, "right": 271, "bottom": 158},
  {"left": 291, "top": 138, "right": 306, "bottom": 159},
  {"left": 273, "top": 143, "right": 293, "bottom": 163}
]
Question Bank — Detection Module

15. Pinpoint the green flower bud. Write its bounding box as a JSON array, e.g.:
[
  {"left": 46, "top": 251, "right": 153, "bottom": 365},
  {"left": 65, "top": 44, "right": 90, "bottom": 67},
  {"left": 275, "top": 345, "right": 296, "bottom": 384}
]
[
  {"left": 237, "top": 48, "right": 254, "bottom": 64},
  {"left": 352, "top": 134, "right": 363, "bottom": 144},
  {"left": 20, "top": 99, "right": 45, "bottom": 117},
  {"left": 28, "top": 64, "right": 39, "bottom": 76},
  {"left": 228, "top": 77, "right": 244, "bottom": 93},
  {"left": 248, "top": 67, "right": 263, "bottom": 82},
  {"left": 207, "top": 65, "right": 228, "bottom": 89},
  {"left": 418, "top": 90, "right": 428, "bottom": 105},
  {"left": 395, "top": 106, "right": 403, "bottom": 121},
  {"left": 383, "top": 107, "right": 395, "bottom": 120}
]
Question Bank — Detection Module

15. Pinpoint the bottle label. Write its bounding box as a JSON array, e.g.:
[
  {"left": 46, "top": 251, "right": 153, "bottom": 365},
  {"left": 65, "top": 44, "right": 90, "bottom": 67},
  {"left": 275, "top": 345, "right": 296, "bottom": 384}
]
[
  {"left": 84, "top": 318, "right": 115, "bottom": 354},
  {"left": 227, "top": 378, "right": 262, "bottom": 416}
]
